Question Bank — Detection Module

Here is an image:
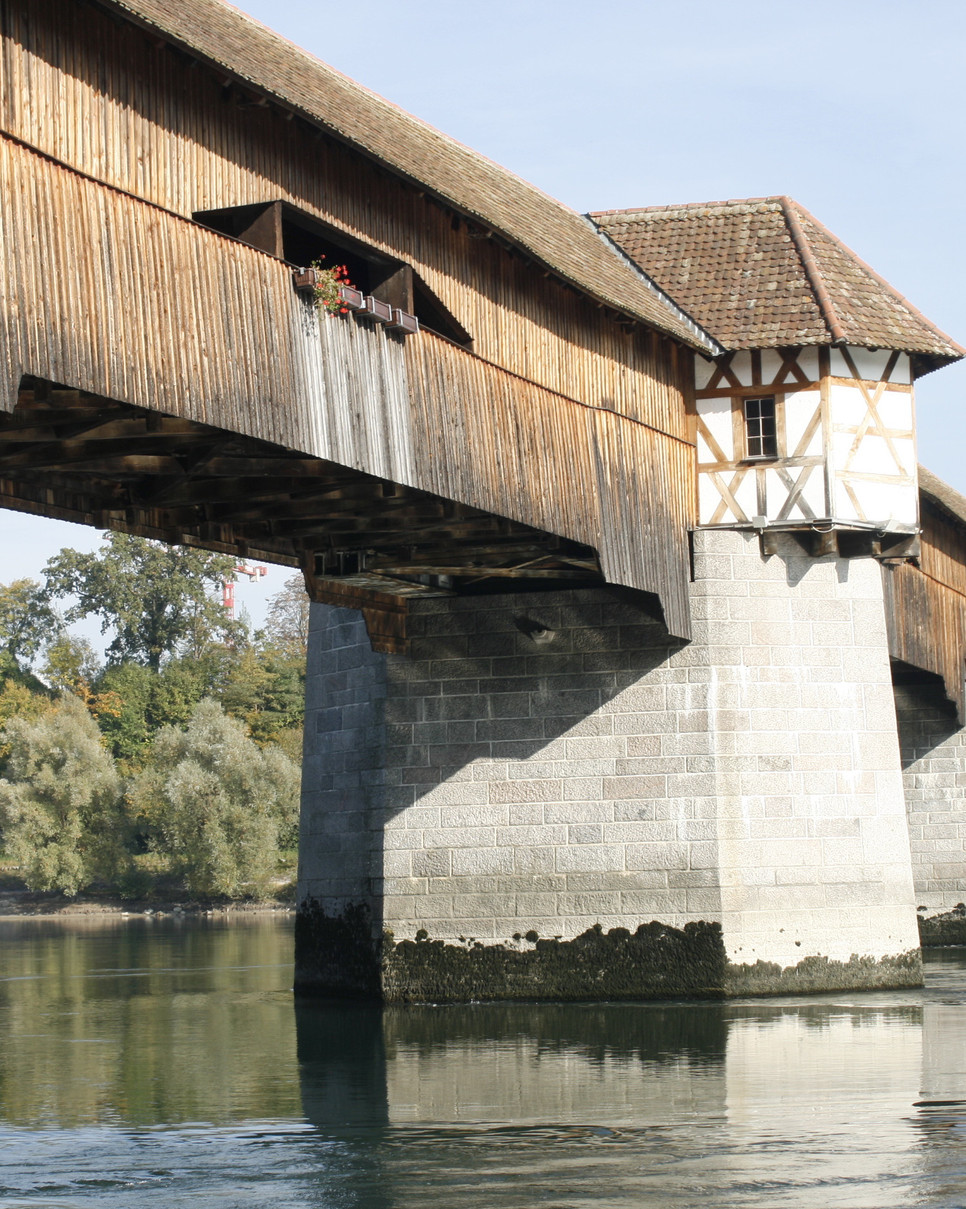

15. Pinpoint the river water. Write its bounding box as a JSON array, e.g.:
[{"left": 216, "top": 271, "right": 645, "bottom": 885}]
[{"left": 0, "top": 916, "right": 964, "bottom": 1208}]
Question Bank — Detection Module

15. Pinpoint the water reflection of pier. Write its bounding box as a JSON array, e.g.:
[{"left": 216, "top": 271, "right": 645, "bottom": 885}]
[
  {"left": 295, "top": 990, "right": 951, "bottom": 1207},
  {"left": 0, "top": 922, "right": 962, "bottom": 1206}
]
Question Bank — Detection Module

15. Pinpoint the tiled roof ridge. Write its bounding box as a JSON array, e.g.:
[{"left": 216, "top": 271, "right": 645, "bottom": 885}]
[
  {"left": 99, "top": 0, "right": 714, "bottom": 351},
  {"left": 783, "top": 197, "right": 966, "bottom": 358},
  {"left": 590, "top": 197, "right": 783, "bottom": 220},
  {"left": 777, "top": 196, "right": 847, "bottom": 345}
]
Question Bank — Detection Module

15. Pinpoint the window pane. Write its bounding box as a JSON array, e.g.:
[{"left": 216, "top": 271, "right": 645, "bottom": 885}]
[{"left": 744, "top": 397, "right": 777, "bottom": 458}]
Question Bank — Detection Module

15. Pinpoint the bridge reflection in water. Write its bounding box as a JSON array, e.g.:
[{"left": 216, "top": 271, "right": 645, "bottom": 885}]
[{"left": 0, "top": 916, "right": 962, "bottom": 1207}]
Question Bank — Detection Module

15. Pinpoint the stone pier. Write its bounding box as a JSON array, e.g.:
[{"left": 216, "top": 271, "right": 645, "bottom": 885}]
[
  {"left": 296, "top": 529, "right": 922, "bottom": 1001},
  {"left": 893, "top": 667, "right": 966, "bottom": 944}
]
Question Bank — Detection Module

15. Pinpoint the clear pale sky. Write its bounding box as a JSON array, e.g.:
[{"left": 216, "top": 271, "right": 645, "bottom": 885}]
[{"left": 3, "top": 0, "right": 964, "bottom": 625}]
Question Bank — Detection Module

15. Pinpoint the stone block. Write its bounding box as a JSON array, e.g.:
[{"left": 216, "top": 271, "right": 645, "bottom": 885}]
[
  {"left": 553, "top": 844, "right": 625, "bottom": 873},
  {"left": 512, "top": 847, "right": 558, "bottom": 874},
  {"left": 451, "top": 847, "right": 515, "bottom": 876},
  {"left": 490, "top": 778, "right": 564, "bottom": 804},
  {"left": 625, "top": 842, "right": 690, "bottom": 871},
  {"left": 495, "top": 824, "right": 567, "bottom": 848},
  {"left": 602, "top": 774, "right": 667, "bottom": 800},
  {"left": 412, "top": 849, "right": 451, "bottom": 879}
]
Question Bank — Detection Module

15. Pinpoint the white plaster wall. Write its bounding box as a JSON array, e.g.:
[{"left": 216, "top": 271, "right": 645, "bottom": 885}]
[
  {"left": 696, "top": 395, "right": 734, "bottom": 462},
  {"left": 694, "top": 347, "right": 917, "bottom": 532},
  {"left": 783, "top": 388, "right": 822, "bottom": 457},
  {"left": 828, "top": 373, "right": 917, "bottom": 529}
]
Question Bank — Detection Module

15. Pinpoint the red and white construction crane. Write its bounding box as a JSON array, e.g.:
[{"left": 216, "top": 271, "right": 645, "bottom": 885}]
[{"left": 222, "top": 564, "right": 267, "bottom": 617}]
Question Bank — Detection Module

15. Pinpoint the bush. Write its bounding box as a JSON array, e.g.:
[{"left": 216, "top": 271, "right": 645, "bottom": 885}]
[
  {"left": 129, "top": 699, "right": 300, "bottom": 898},
  {"left": 0, "top": 695, "right": 127, "bottom": 895}
]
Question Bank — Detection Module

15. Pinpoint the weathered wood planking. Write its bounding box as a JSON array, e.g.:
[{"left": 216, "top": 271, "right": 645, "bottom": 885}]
[
  {"left": 0, "top": 0, "right": 690, "bottom": 439},
  {"left": 884, "top": 497, "right": 966, "bottom": 721},
  {"left": 0, "top": 132, "right": 693, "bottom": 635}
]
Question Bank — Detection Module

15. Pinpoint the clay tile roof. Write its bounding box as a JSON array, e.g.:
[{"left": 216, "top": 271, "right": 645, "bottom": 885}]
[
  {"left": 101, "top": 0, "right": 715, "bottom": 352},
  {"left": 591, "top": 197, "right": 963, "bottom": 368}
]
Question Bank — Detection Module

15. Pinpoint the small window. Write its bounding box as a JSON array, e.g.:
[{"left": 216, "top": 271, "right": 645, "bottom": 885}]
[{"left": 744, "top": 396, "right": 778, "bottom": 460}]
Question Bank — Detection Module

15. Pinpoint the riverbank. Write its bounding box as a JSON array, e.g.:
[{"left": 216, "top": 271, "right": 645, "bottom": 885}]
[
  {"left": 0, "top": 857, "right": 296, "bottom": 917},
  {"left": 0, "top": 893, "right": 295, "bottom": 917},
  {"left": 0, "top": 871, "right": 295, "bottom": 917}
]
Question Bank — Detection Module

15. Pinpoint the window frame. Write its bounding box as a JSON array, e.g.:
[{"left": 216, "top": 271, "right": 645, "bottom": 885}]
[{"left": 742, "top": 395, "right": 779, "bottom": 462}]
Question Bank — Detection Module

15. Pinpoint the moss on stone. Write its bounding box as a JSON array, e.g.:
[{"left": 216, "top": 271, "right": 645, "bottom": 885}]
[
  {"left": 295, "top": 901, "right": 925, "bottom": 1002},
  {"left": 918, "top": 908, "right": 966, "bottom": 947},
  {"left": 380, "top": 919, "right": 727, "bottom": 1003},
  {"left": 724, "top": 949, "right": 923, "bottom": 996}
]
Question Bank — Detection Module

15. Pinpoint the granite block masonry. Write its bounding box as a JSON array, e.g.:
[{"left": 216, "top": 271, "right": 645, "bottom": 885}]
[
  {"left": 894, "top": 668, "right": 966, "bottom": 944},
  {"left": 296, "top": 529, "right": 922, "bottom": 1001}
]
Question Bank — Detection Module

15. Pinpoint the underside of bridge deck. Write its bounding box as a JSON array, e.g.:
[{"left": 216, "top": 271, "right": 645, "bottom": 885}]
[{"left": 2, "top": 378, "right": 611, "bottom": 651}]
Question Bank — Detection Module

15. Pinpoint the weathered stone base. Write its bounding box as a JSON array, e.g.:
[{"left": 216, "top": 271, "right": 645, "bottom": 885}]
[
  {"left": 294, "top": 902, "right": 923, "bottom": 1002},
  {"left": 724, "top": 949, "right": 923, "bottom": 995},
  {"left": 293, "top": 900, "right": 381, "bottom": 999},
  {"left": 380, "top": 919, "right": 725, "bottom": 1002}
]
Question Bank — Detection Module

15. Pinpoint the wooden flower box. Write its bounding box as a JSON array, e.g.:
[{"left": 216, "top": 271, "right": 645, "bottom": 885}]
[
  {"left": 338, "top": 286, "right": 366, "bottom": 311},
  {"left": 292, "top": 267, "right": 319, "bottom": 293},
  {"left": 362, "top": 296, "right": 394, "bottom": 324},
  {"left": 388, "top": 308, "right": 419, "bottom": 335}
]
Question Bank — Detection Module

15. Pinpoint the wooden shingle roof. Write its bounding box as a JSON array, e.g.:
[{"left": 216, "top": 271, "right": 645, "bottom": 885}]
[
  {"left": 101, "top": 0, "right": 715, "bottom": 352},
  {"left": 591, "top": 197, "right": 963, "bottom": 371}
]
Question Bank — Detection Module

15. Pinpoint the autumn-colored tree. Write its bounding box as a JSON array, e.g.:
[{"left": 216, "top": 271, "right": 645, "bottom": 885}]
[{"left": 261, "top": 573, "right": 310, "bottom": 659}]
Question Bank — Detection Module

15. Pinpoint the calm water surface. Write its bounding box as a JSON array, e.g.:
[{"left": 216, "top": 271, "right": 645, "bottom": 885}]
[{"left": 0, "top": 916, "right": 964, "bottom": 1208}]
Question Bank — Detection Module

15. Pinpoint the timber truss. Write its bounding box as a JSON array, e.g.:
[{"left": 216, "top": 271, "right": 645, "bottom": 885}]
[{"left": 1, "top": 379, "right": 604, "bottom": 651}]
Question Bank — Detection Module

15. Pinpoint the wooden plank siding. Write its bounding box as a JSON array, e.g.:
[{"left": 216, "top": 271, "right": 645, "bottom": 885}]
[
  {"left": 0, "top": 0, "right": 689, "bottom": 438},
  {"left": 884, "top": 496, "right": 966, "bottom": 721},
  {"left": 0, "top": 129, "right": 694, "bottom": 635}
]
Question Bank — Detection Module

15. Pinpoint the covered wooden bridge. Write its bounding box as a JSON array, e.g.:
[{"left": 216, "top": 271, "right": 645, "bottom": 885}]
[
  {"left": 3, "top": 0, "right": 966, "bottom": 999},
  {"left": 0, "top": 0, "right": 723, "bottom": 655}
]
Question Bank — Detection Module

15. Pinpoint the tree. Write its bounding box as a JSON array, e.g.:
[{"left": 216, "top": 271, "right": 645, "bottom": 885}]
[
  {"left": 128, "top": 698, "right": 300, "bottom": 897},
  {"left": 220, "top": 646, "right": 305, "bottom": 755},
  {"left": 0, "top": 678, "right": 53, "bottom": 768},
  {"left": 261, "top": 573, "right": 310, "bottom": 660},
  {"left": 0, "top": 579, "right": 63, "bottom": 670},
  {"left": 41, "top": 633, "right": 101, "bottom": 695},
  {"left": 94, "top": 656, "right": 223, "bottom": 766},
  {"left": 43, "top": 533, "right": 240, "bottom": 670},
  {"left": 0, "top": 695, "right": 127, "bottom": 895}
]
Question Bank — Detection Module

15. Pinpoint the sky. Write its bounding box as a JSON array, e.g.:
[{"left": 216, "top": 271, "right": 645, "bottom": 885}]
[{"left": 3, "top": 0, "right": 965, "bottom": 641}]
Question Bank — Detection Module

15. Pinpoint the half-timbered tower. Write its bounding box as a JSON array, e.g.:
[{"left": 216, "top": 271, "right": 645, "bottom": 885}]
[
  {"left": 594, "top": 197, "right": 959, "bottom": 545},
  {"left": 1, "top": 1, "right": 965, "bottom": 998}
]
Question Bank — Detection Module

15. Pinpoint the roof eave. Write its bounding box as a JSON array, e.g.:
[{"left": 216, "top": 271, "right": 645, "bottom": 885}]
[{"left": 919, "top": 466, "right": 966, "bottom": 529}]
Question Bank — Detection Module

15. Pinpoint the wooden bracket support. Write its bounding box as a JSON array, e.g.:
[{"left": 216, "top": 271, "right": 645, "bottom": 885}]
[{"left": 300, "top": 565, "right": 410, "bottom": 655}]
